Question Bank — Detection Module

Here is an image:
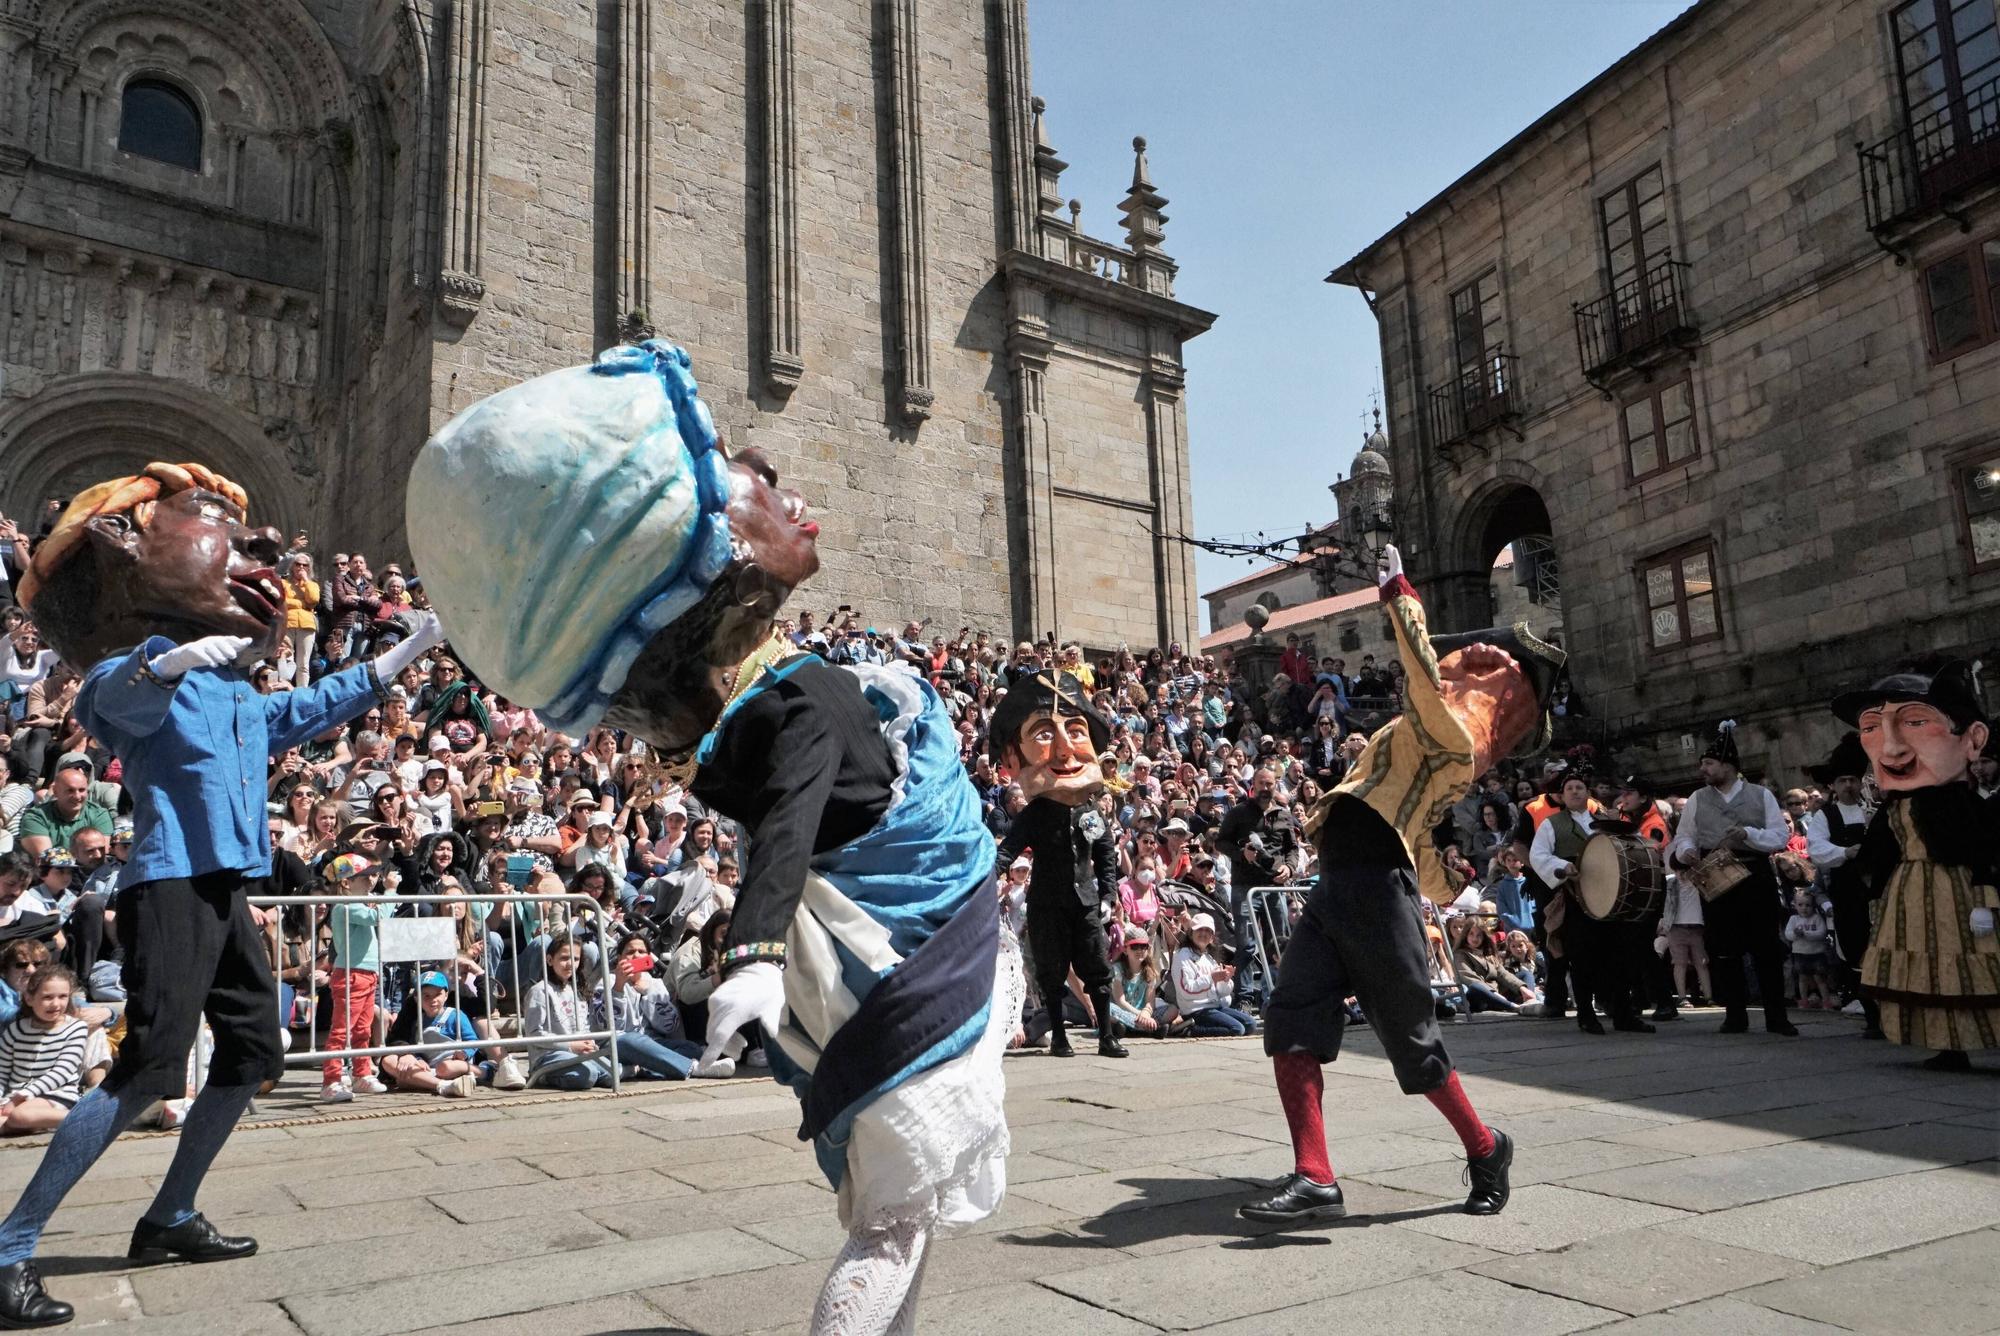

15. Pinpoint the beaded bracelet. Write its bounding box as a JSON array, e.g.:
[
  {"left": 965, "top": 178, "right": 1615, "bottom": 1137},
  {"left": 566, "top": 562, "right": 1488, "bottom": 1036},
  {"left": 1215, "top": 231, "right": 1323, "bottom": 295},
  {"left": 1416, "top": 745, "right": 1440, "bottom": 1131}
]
[{"left": 721, "top": 942, "right": 786, "bottom": 969}]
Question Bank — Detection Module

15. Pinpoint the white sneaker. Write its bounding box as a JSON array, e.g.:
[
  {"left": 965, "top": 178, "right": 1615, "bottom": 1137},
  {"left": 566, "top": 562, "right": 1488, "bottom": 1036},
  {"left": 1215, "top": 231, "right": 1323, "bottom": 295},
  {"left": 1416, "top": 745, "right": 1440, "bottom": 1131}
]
[
  {"left": 1517, "top": 1002, "right": 1545, "bottom": 1018},
  {"left": 279, "top": 1029, "right": 292, "bottom": 1053},
  {"left": 320, "top": 1082, "right": 353, "bottom": 1104},
  {"left": 691, "top": 1057, "right": 736, "bottom": 1079},
  {"left": 744, "top": 1048, "right": 770, "bottom": 1070},
  {"left": 351, "top": 1076, "right": 389, "bottom": 1095},
  {"left": 1842, "top": 999, "right": 1865, "bottom": 1016},
  {"left": 492, "top": 1055, "right": 529, "bottom": 1091},
  {"left": 438, "top": 1075, "right": 475, "bottom": 1099}
]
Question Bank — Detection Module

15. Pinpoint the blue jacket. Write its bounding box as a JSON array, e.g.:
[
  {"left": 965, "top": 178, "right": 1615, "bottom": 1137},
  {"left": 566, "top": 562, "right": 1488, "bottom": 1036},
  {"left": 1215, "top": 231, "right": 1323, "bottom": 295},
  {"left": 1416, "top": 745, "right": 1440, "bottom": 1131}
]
[{"left": 74, "top": 637, "right": 384, "bottom": 886}]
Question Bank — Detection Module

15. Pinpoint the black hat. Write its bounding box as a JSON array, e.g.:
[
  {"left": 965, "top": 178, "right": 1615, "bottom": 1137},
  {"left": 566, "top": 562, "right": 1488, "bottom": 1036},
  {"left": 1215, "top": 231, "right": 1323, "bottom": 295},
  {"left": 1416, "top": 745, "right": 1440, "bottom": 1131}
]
[
  {"left": 1427, "top": 622, "right": 1568, "bottom": 760},
  {"left": 1619, "top": 773, "right": 1656, "bottom": 797},
  {"left": 1808, "top": 731, "right": 1868, "bottom": 785},
  {"left": 1702, "top": 719, "right": 1741, "bottom": 767},
  {"left": 1831, "top": 659, "right": 1985, "bottom": 731},
  {"left": 987, "top": 670, "right": 1109, "bottom": 763}
]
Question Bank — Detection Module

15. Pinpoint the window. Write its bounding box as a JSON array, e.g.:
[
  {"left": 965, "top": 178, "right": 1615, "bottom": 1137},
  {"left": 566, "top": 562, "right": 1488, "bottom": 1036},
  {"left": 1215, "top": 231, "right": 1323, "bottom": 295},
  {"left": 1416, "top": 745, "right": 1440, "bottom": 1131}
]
[
  {"left": 1449, "top": 270, "right": 1504, "bottom": 380},
  {"left": 1640, "top": 543, "right": 1721, "bottom": 650},
  {"left": 1954, "top": 448, "right": 2000, "bottom": 571},
  {"left": 1600, "top": 166, "right": 1670, "bottom": 301},
  {"left": 1921, "top": 236, "right": 2000, "bottom": 358},
  {"left": 1620, "top": 377, "right": 1700, "bottom": 480},
  {"left": 117, "top": 78, "right": 202, "bottom": 171},
  {"left": 1893, "top": 0, "right": 2000, "bottom": 174}
]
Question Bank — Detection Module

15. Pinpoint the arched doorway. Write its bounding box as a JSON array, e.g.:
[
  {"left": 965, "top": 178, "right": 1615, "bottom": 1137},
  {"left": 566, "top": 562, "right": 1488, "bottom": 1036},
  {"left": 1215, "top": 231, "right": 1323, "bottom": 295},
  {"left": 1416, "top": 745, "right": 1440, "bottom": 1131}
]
[
  {"left": 1454, "top": 480, "right": 1564, "bottom": 646},
  {"left": 0, "top": 373, "right": 307, "bottom": 540}
]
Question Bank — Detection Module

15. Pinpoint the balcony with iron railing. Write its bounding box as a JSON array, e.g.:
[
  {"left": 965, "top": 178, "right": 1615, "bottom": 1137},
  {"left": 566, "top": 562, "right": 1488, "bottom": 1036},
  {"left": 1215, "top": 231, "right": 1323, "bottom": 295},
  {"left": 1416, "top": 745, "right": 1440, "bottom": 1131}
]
[
  {"left": 1428, "top": 346, "right": 1523, "bottom": 453},
  {"left": 1573, "top": 252, "right": 1699, "bottom": 391},
  {"left": 1858, "top": 72, "right": 2000, "bottom": 256}
]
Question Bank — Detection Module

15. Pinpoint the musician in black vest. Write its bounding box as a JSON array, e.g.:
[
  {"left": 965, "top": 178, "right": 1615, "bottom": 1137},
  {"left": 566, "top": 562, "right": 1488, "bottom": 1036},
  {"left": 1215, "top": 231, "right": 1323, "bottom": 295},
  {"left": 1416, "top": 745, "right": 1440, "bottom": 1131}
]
[
  {"left": 1804, "top": 732, "right": 1882, "bottom": 1038},
  {"left": 1666, "top": 721, "right": 1799, "bottom": 1036},
  {"left": 1529, "top": 772, "right": 1649, "bottom": 1033}
]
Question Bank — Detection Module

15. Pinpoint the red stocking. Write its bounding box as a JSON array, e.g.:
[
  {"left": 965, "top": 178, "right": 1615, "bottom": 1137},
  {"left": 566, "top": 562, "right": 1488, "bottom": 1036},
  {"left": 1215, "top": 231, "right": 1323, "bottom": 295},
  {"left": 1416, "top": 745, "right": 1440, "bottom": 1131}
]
[
  {"left": 1424, "top": 1072, "right": 1496, "bottom": 1159},
  {"left": 1273, "top": 1052, "right": 1335, "bottom": 1184}
]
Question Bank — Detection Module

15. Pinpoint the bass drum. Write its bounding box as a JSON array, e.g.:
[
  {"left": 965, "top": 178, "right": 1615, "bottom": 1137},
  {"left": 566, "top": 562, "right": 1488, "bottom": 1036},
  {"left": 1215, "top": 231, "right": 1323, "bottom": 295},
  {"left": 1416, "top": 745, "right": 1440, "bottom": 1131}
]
[{"left": 1577, "top": 832, "right": 1666, "bottom": 922}]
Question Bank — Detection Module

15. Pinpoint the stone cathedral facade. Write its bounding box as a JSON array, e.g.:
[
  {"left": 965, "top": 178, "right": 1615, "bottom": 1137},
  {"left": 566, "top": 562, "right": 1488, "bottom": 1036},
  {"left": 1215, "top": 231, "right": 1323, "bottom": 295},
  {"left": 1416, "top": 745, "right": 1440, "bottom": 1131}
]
[{"left": 0, "top": 0, "right": 1213, "bottom": 650}]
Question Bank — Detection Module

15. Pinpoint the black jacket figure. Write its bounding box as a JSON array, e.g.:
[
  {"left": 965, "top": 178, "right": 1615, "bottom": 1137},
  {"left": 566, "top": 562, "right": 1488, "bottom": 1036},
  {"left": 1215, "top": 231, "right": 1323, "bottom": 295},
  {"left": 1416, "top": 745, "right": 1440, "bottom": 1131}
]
[{"left": 989, "top": 670, "right": 1125, "bottom": 1058}]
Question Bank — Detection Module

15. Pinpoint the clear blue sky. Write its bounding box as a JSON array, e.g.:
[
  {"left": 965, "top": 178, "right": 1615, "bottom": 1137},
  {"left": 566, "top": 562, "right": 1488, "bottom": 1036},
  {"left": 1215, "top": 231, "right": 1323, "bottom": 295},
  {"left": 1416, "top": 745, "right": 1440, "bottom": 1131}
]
[{"left": 1030, "top": 0, "right": 1697, "bottom": 629}]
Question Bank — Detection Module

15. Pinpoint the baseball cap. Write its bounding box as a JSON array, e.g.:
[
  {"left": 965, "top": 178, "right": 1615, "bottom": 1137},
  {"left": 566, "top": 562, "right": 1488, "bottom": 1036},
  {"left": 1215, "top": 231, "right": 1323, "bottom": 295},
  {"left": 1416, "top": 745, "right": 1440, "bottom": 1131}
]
[
  {"left": 419, "top": 970, "right": 451, "bottom": 990},
  {"left": 1121, "top": 924, "right": 1150, "bottom": 948},
  {"left": 1009, "top": 855, "right": 1032, "bottom": 871},
  {"left": 1160, "top": 818, "right": 1191, "bottom": 836},
  {"left": 328, "top": 853, "right": 377, "bottom": 882},
  {"left": 429, "top": 735, "right": 452, "bottom": 752},
  {"left": 1188, "top": 912, "right": 1216, "bottom": 933},
  {"left": 111, "top": 820, "right": 136, "bottom": 842},
  {"left": 54, "top": 751, "right": 93, "bottom": 778}
]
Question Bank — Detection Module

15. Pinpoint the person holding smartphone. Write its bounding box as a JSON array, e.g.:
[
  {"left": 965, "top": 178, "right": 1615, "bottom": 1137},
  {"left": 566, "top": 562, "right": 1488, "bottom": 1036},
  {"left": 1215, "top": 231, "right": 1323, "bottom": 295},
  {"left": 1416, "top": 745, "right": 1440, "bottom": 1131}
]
[{"left": 591, "top": 930, "right": 707, "bottom": 1079}]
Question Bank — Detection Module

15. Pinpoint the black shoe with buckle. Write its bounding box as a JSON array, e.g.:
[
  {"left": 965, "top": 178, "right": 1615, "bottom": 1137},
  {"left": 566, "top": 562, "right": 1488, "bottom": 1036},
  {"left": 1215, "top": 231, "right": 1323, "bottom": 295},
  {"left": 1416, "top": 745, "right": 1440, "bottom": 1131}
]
[
  {"left": 1765, "top": 1019, "right": 1800, "bottom": 1037},
  {"left": 1463, "top": 1129, "right": 1514, "bottom": 1216},
  {"left": 0, "top": 1261, "right": 71, "bottom": 1329},
  {"left": 1718, "top": 1013, "right": 1749, "bottom": 1034},
  {"left": 1238, "top": 1173, "right": 1346, "bottom": 1224},
  {"left": 127, "top": 1213, "right": 258, "bottom": 1265}
]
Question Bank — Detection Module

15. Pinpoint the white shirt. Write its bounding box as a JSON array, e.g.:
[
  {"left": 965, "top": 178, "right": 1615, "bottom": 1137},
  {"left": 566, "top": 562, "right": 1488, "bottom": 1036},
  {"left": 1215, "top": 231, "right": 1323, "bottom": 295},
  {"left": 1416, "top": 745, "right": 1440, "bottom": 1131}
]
[
  {"left": 1529, "top": 807, "right": 1597, "bottom": 886},
  {"left": 1, "top": 649, "right": 57, "bottom": 696},
  {"left": 1803, "top": 803, "right": 1869, "bottom": 870},
  {"left": 1660, "top": 875, "right": 1705, "bottom": 928},
  {"left": 1173, "top": 947, "right": 1225, "bottom": 1012},
  {"left": 1666, "top": 779, "right": 1789, "bottom": 870}
]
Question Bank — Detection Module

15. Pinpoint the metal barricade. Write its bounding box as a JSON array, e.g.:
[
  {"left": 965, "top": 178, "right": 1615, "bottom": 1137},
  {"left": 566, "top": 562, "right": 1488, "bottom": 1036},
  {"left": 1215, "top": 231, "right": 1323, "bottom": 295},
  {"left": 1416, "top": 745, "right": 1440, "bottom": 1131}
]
[
  {"left": 1242, "top": 886, "right": 1298, "bottom": 1003},
  {"left": 251, "top": 891, "right": 621, "bottom": 1092}
]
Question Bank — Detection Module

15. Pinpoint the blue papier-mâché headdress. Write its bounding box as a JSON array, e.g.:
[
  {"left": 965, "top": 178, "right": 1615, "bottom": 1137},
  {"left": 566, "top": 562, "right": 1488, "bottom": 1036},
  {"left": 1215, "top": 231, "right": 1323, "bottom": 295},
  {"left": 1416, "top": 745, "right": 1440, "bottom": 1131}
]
[{"left": 406, "top": 340, "right": 734, "bottom": 736}]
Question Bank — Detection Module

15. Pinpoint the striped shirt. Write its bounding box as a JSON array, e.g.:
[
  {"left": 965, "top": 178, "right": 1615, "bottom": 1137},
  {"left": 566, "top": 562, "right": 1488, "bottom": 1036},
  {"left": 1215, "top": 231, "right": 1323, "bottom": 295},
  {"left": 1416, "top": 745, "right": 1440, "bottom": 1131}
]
[
  {"left": 0, "top": 1014, "right": 88, "bottom": 1106},
  {"left": 1306, "top": 574, "right": 1474, "bottom": 907}
]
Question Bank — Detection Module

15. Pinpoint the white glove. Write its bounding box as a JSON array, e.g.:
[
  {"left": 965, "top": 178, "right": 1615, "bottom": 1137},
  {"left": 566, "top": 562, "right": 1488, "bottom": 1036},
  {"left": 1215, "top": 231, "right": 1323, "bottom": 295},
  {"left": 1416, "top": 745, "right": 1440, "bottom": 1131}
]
[
  {"left": 149, "top": 635, "right": 254, "bottom": 681},
  {"left": 1971, "top": 907, "right": 1996, "bottom": 938},
  {"left": 370, "top": 610, "right": 447, "bottom": 680},
  {"left": 697, "top": 959, "right": 784, "bottom": 1069},
  {"left": 1377, "top": 543, "right": 1404, "bottom": 589}
]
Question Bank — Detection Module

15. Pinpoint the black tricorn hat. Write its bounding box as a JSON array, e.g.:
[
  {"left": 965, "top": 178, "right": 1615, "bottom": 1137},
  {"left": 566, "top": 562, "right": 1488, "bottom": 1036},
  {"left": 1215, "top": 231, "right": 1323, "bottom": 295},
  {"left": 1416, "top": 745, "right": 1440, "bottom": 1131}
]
[
  {"left": 987, "top": 670, "right": 1109, "bottom": 763},
  {"left": 1831, "top": 659, "right": 1985, "bottom": 731},
  {"left": 1808, "top": 731, "right": 1868, "bottom": 785},
  {"left": 1427, "top": 622, "right": 1568, "bottom": 759}
]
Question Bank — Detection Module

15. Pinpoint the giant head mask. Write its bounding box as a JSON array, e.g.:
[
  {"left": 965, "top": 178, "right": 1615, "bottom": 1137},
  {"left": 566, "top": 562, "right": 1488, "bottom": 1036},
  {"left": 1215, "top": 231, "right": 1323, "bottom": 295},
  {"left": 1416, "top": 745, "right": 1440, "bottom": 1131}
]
[
  {"left": 1832, "top": 661, "right": 1988, "bottom": 793},
  {"left": 407, "top": 341, "right": 818, "bottom": 752},
  {"left": 16, "top": 462, "right": 284, "bottom": 667},
  {"left": 1426, "top": 623, "right": 1566, "bottom": 774},
  {"left": 987, "top": 670, "right": 1110, "bottom": 806}
]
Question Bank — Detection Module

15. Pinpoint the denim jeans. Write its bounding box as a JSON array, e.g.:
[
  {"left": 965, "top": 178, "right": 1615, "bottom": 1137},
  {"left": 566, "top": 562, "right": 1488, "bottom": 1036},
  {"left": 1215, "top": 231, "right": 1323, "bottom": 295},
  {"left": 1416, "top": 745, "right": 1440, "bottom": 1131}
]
[
  {"left": 1461, "top": 980, "right": 1519, "bottom": 1014},
  {"left": 616, "top": 1030, "right": 701, "bottom": 1079},
  {"left": 1185, "top": 1004, "right": 1257, "bottom": 1036},
  {"left": 533, "top": 1055, "right": 614, "bottom": 1090}
]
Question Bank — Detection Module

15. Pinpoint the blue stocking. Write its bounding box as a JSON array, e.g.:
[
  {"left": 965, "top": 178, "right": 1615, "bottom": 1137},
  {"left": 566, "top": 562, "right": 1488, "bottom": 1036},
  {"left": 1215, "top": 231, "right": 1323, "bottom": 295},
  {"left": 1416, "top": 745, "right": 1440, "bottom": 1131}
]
[
  {"left": 142, "top": 1083, "right": 258, "bottom": 1228},
  {"left": 0, "top": 1085, "right": 154, "bottom": 1263}
]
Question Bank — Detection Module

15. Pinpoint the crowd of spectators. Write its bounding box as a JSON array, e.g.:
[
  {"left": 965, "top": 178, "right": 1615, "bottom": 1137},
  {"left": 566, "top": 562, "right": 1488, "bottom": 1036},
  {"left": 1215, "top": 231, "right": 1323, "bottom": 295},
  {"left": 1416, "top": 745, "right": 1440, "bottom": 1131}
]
[{"left": 0, "top": 526, "right": 1930, "bottom": 1132}]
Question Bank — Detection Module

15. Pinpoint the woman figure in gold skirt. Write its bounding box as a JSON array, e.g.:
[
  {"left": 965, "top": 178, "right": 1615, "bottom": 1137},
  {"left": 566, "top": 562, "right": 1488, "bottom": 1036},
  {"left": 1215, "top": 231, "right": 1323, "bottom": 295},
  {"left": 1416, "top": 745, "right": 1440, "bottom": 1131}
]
[{"left": 1832, "top": 661, "right": 1998, "bottom": 1072}]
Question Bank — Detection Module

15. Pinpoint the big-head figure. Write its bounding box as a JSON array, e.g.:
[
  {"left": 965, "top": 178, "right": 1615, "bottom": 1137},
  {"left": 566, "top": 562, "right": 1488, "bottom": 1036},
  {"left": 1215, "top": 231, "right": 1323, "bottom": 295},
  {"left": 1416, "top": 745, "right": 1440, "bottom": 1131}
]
[{"left": 987, "top": 670, "right": 1110, "bottom": 806}]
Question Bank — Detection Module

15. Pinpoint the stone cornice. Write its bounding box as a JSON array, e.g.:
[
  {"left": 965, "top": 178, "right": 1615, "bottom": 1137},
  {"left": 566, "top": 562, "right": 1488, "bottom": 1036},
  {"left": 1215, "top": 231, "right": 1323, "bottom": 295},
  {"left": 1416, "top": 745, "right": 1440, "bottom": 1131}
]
[{"left": 1000, "top": 247, "right": 1217, "bottom": 343}]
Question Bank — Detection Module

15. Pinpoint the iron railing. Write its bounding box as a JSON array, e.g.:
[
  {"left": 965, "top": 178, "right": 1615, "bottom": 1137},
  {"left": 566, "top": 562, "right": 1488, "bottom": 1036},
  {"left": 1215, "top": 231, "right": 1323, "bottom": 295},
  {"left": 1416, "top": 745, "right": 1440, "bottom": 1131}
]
[
  {"left": 1859, "top": 72, "right": 2000, "bottom": 238},
  {"left": 1573, "top": 253, "right": 1697, "bottom": 385},
  {"left": 1428, "top": 346, "right": 1521, "bottom": 449}
]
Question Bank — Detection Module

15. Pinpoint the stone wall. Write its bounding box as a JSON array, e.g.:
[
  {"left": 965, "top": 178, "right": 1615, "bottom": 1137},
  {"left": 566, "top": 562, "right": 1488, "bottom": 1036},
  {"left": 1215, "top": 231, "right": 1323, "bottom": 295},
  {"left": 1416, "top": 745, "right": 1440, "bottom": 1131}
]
[{"left": 1339, "top": 0, "right": 2000, "bottom": 788}]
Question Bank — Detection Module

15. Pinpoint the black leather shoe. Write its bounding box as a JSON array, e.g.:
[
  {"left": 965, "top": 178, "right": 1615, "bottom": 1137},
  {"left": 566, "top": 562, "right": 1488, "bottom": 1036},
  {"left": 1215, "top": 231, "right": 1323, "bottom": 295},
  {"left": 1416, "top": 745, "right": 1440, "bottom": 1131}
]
[
  {"left": 1718, "top": 1013, "right": 1749, "bottom": 1034},
  {"left": 1048, "top": 1032, "right": 1075, "bottom": 1058},
  {"left": 1463, "top": 1129, "right": 1514, "bottom": 1216},
  {"left": 1922, "top": 1049, "right": 1972, "bottom": 1072},
  {"left": 0, "top": 1262, "right": 71, "bottom": 1329},
  {"left": 1576, "top": 1013, "right": 1605, "bottom": 1035},
  {"left": 127, "top": 1213, "right": 258, "bottom": 1265},
  {"left": 1766, "top": 1019, "right": 1800, "bottom": 1037},
  {"left": 1239, "top": 1174, "right": 1345, "bottom": 1223},
  {"left": 1097, "top": 1033, "right": 1129, "bottom": 1058},
  {"left": 1613, "top": 1018, "right": 1657, "bottom": 1034},
  {"left": 1651, "top": 1005, "right": 1680, "bottom": 1022}
]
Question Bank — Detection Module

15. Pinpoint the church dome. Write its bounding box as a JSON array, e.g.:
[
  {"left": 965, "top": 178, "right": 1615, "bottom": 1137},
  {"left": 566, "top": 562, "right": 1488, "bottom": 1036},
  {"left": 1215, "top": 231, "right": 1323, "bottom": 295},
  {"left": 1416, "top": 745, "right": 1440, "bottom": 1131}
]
[{"left": 1352, "top": 445, "right": 1390, "bottom": 476}]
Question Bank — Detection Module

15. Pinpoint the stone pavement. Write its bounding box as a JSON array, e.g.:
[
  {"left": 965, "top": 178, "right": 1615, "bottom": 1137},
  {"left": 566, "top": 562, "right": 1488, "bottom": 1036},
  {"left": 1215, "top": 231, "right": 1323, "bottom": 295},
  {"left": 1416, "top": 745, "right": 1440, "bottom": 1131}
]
[{"left": 0, "top": 1008, "right": 1993, "bottom": 1334}]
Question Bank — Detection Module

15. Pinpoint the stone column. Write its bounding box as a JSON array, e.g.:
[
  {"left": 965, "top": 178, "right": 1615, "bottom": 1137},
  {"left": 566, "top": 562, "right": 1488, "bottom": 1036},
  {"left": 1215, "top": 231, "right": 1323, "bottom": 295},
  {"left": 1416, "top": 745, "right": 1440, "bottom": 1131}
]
[
  {"left": 615, "top": 0, "right": 652, "bottom": 336},
  {"left": 1006, "top": 282, "right": 1060, "bottom": 638},
  {"left": 437, "top": 0, "right": 490, "bottom": 328},
  {"left": 1143, "top": 345, "right": 1197, "bottom": 649},
  {"left": 757, "top": 0, "right": 803, "bottom": 395},
  {"left": 991, "top": 0, "right": 1036, "bottom": 253},
  {"left": 880, "top": 0, "right": 932, "bottom": 425}
]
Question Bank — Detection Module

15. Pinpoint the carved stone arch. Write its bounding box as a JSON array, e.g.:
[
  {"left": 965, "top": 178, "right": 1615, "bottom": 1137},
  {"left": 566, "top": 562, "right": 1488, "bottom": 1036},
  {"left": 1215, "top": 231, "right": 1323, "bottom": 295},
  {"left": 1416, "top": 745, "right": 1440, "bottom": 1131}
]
[
  {"left": 0, "top": 372, "right": 307, "bottom": 540},
  {"left": 1431, "top": 458, "right": 1564, "bottom": 635}
]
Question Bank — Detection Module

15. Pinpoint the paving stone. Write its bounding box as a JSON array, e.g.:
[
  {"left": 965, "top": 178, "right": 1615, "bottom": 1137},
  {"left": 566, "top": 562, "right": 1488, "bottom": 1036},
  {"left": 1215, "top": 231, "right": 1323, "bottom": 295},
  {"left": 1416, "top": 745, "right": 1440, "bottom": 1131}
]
[
  {"left": 1361, "top": 1137, "right": 1688, "bottom": 1198},
  {"left": 91, "top": 1302, "right": 305, "bottom": 1333},
  {"left": 414, "top": 1126, "right": 678, "bottom": 1171},
  {"left": 901, "top": 1280, "right": 1161, "bottom": 1334},
  {"left": 585, "top": 1179, "right": 834, "bottom": 1241},
  {"left": 1184, "top": 1268, "right": 1619, "bottom": 1335},
  {"left": 1006, "top": 1163, "right": 1239, "bottom": 1219},
  {"left": 1594, "top": 1093, "right": 1976, "bottom": 1155},
  {"left": 1562, "top": 1120, "right": 1996, "bottom": 1212},
  {"left": 1042, "top": 1222, "right": 1495, "bottom": 1329},
  {"left": 1039, "top": 1126, "right": 1276, "bottom": 1172},
  {"left": 1471, "top": 1224, "right": 1809, "bottom": 1315},
  {"left": 644, "top": 1256, "right": 830, "bottom": 1335},
  {"left": 663, "top": 1148, "right": 832, "bottom": 1192},
  {"left": 1589, "top": 1296, "right": 1858, "bottom": 1334},
  {"left": 1007, "top": 1117, "right": 1159, "bottom": 1155},
  {"left": 1388, "top": 1183, "right": 1690, "bottom": 1256},
  {"left": 58, "top": 1196, "right": 454, "bottom": 1260},
  {"left": 45, "top": 1179, "right": 305, "bottom": 1241},
  {"left": 130, "top": 1209, "right": 617, "bottom": 1314},
  {"left": 1738, "top": 1229, "right": 1999, "bottom": 1334},
  {"left": 1051, "top": 1178, "right": 1453, "bottom": 1257},
  {"left": 285, "top": 1227, "right": 796, "bottom": 1336},
  {"left": 1664, "top": 1165, "right": 2000, "bottom": 1265},
  {"left": 429, "top": 1167, "right": 695, "bottom": 1223},
  {"left": 403, "top": 1293, "right": 682, "bottom": 1335},
  {"left": 289, "top": 1156, "right": 547, "bottom": 1210},
  {"left": 1401, "top": 1104, "right": 1671, "bottom": 1147}
]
